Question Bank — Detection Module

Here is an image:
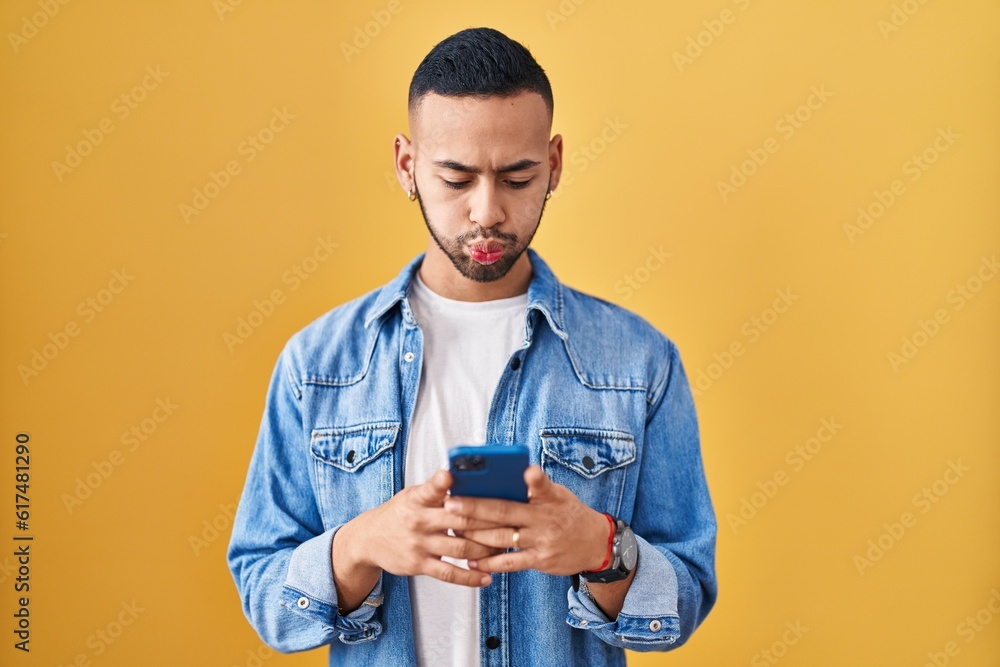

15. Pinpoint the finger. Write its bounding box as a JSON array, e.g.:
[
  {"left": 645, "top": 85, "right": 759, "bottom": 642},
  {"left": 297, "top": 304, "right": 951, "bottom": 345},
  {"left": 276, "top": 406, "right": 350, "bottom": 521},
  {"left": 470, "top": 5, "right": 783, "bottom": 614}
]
[
  {"left": 444, "top": 495, "right": 532, "bottom": 526},
  {"left": 416, "top": 469, "right": 452, "bottom": 505},
  {"left": 422, "top": 508, "right": 507, "bottom": 532},
  {"left": 468, "top": 551, "right": 532, "bottom": 574},
  {"left": 524, "top": 465, "right": 550, "bottom": 500},
  {"left": 422, "top": 535, "right": 504, "bottom": 561},
  {"left": 460, "top": 527, "right": 524, "bottom": 550},
  {"left": 422, "top": 558, "right": 493, "bottom": 587}
]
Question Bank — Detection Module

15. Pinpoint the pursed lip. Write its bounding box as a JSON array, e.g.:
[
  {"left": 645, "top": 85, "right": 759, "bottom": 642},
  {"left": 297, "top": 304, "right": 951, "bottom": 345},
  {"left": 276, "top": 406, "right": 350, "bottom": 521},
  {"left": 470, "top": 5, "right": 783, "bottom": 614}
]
[{"left": 468, "top": 243, "right": 505, "bottom": 265}]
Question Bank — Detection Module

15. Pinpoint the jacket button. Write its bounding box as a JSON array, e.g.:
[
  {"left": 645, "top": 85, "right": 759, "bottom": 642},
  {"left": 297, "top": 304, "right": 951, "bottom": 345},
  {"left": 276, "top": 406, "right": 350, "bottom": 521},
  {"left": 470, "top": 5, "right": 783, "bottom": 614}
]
[
  {"left": 485, "top": 636, "right": 500, "bottom": 649},
  {"left": 649, "top": 619, "right": 662, "bottom": 632},
  {"left": 582, "top": 455, "right": 595, "bottom": 470},
  {"left": 297, "top": 596, "right": 310, "bottom": 609},
  {"left": 346, "top": 450, "right": 356, "bottom": 464},
  {"left": 509, "top": 357, "right": 520, "bottom": 370},
  {"left": 404, "top": 352, "right": 415, "bottom": 362}
]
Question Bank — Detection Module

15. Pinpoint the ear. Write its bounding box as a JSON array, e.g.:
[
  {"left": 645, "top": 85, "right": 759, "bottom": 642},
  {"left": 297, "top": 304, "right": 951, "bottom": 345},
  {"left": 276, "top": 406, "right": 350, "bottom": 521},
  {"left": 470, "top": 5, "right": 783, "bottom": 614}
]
[
  {"left": 547, "top": 133, "right": 563, "bottom": 193},
  {"left": 394, "top": 133, "right": 415, "bottom": 193}
]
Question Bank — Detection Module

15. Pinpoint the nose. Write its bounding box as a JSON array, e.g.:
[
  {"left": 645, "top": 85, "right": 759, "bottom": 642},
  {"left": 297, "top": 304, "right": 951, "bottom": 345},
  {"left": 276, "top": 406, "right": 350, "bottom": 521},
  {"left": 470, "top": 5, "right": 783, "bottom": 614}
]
[{"left": 469, "top": 182, "right": 506, "bottom": 230}]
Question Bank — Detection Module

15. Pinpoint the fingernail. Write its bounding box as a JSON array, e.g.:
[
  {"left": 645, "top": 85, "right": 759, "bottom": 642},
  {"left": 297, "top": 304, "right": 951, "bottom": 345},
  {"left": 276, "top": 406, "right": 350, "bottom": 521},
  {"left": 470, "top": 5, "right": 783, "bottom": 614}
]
[
  {"left": 480, "top": 574, "right": 492, "bottom": 586},
  {"left": 445, "top": 498, "right": 462, "bottom": 513},
  {"left": 468, "top": 559, "right": 477, "bottom": 569}
]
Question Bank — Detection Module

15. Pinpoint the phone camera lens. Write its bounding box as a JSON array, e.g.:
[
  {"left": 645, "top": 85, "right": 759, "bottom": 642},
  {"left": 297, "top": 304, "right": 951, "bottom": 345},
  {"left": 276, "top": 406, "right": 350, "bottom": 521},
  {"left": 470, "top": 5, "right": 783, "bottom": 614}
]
[{"left": 453, "top": 454, "right": 486, "bottom": 472}]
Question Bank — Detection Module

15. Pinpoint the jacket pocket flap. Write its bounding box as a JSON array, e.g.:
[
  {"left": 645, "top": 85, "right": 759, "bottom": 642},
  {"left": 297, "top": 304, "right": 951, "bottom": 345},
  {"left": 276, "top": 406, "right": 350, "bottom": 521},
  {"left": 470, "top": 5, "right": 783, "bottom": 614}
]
[
  {"left": 310, "top": 421, "right": 401, "bottom": 472},
  {"left": 540, "top": 427, "right": 636, "bottom": 479}
]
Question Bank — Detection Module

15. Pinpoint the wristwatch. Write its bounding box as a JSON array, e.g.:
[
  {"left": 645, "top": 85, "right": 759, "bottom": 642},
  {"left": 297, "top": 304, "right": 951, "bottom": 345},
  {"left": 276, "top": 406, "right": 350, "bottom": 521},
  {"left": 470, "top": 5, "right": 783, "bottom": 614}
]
[{"left": 576, "top": 515, "right": 638, "bottom": 585}]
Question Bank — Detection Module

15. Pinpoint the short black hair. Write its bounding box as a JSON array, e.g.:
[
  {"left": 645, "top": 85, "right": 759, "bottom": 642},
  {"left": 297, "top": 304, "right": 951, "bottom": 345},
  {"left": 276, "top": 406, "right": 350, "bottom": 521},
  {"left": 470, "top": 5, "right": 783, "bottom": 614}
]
[{"left": 408, "top": 27, "right": 553, "bottom": 119}]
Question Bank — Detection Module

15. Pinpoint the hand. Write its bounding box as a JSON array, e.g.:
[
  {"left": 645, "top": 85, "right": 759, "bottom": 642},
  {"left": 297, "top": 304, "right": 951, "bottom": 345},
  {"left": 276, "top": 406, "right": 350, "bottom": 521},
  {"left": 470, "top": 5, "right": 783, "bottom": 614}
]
[
  {"left": 444, "top": 465, "right": 611, "bottom": 576},
  {"left": 336, "top": 469, "right": 505, "bottom": 594}
]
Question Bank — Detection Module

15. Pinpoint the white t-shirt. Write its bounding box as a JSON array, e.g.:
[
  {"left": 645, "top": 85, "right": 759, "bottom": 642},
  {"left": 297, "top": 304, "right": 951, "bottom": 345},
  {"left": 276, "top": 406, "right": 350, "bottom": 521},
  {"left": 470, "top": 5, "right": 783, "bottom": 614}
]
[{"left": 403, "top": 270, "right": 528, "bottom": 667}]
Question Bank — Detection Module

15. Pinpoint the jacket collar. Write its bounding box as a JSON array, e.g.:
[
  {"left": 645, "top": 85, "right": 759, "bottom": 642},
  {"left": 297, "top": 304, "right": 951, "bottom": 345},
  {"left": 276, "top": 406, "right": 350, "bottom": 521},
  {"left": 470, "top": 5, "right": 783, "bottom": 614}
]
[{"left": 363, "top": 247, "right": 568, "bottom": 340}]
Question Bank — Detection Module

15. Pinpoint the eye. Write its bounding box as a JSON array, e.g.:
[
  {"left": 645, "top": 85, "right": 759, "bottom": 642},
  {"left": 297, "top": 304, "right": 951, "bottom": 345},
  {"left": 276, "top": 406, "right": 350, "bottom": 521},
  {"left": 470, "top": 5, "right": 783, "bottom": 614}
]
[
  {"left": 443, "top": 180, "right": 469, "bottom": 190},
  {"left": 507, "top": 180, "right": 532, "bottom": 189}
]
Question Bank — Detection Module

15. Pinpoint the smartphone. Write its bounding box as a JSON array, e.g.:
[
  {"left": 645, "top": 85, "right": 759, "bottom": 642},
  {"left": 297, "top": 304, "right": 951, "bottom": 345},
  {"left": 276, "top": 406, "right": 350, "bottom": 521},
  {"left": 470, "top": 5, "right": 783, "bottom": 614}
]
[{"left": 448, "top": 444, "right": 529, "bottom": 502}]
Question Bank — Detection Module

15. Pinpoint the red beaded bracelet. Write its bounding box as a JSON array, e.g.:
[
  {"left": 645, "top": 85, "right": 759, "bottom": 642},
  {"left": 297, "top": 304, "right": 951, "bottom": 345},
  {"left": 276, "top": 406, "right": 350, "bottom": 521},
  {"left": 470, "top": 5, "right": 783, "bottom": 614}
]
[{"left": 585, "top": 513, "right": 615, "bottom": 572}]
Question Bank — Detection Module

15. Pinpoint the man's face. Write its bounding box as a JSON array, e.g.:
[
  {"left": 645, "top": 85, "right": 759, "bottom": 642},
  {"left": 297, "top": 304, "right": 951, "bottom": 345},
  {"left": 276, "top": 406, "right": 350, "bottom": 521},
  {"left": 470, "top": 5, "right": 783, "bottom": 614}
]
[{"left": 400, "top": 91, "right": 562, "bottom": 283}]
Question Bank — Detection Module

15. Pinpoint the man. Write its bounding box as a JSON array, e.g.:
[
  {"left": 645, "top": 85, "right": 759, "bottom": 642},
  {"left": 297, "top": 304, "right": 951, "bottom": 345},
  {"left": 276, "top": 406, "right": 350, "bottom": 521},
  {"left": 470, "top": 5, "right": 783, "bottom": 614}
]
[{"left": 227, "top": 27, "right": 717, "bottom": 666}]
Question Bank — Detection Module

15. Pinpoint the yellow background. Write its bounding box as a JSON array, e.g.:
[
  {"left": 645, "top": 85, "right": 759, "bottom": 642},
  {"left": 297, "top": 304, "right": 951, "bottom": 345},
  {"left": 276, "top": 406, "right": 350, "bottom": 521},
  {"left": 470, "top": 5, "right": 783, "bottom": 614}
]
[{"left": 2, "top": 0, "right": 998, "bottom": 665}]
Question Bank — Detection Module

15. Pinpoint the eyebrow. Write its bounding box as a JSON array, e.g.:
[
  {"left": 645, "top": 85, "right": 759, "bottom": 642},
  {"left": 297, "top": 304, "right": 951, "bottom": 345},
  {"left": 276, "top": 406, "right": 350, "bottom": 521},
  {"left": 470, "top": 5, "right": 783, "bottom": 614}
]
[{"left": 432, "top": 158, "right": 542, "bottom": 175}]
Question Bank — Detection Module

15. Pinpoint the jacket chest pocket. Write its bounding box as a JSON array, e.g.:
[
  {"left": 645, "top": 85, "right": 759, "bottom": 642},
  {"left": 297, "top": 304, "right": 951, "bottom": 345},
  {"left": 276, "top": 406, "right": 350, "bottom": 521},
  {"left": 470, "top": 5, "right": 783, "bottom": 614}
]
[
  {"left": 310, "top": 421, "right": 400, "bottom": 526},
  {"left": 539, "top": 427, "right": 635, "bottom": 517}
]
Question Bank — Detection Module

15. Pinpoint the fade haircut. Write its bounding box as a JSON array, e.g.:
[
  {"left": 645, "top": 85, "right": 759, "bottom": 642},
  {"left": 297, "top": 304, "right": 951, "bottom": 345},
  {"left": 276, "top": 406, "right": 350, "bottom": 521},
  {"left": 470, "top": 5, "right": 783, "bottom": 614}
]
[{"left": 407, "top": 27, "right": 553, "bottom": 120}]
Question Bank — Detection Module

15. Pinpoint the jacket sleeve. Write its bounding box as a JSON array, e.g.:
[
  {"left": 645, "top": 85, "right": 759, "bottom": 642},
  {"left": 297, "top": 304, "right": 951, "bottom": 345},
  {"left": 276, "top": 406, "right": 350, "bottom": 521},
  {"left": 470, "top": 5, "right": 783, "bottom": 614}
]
[
  {"left": 226, "top": 343, "right": 384, "bottom": 652},
  {"left": 566, "top": 338, "right": 718, "bottom": 650}
]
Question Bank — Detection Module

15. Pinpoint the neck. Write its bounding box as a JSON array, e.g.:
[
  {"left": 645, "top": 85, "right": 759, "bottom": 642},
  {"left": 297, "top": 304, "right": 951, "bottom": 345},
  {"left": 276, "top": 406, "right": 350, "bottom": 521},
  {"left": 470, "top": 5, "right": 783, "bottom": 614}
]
[{"left": 417, "top": 244, "right": 532, "bottom": 302}]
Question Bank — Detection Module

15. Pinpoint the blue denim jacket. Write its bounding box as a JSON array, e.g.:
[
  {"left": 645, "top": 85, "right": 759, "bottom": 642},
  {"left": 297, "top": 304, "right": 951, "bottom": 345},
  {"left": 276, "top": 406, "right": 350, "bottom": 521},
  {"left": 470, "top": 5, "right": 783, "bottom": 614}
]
[{"left": 226, "top": 247, "right": 717, "bottom": 666}]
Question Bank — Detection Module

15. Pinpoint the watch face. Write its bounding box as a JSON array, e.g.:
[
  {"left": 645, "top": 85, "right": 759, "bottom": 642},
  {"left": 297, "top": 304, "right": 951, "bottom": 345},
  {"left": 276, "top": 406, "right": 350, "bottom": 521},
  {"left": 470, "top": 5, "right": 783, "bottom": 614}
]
[{"left": 619, "top": 526, "right": 638, "bottom": 572}]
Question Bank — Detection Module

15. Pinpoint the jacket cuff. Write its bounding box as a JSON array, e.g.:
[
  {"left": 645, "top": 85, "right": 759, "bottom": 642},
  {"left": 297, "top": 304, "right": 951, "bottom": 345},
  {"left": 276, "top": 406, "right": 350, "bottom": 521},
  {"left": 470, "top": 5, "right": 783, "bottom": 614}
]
[
  {"left": 566, "top": 535, "right": 680, "bottom": 650},
  {"left": 280, "top": 525, "right": 384, "bottom": 644}
]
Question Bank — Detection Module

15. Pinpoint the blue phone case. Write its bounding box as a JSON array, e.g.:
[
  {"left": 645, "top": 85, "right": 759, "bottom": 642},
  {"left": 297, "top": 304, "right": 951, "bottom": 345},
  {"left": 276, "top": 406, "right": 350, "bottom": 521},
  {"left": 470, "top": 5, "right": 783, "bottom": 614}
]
[{"left": 448, "top": 444, "right": 529, "bottom": 502}]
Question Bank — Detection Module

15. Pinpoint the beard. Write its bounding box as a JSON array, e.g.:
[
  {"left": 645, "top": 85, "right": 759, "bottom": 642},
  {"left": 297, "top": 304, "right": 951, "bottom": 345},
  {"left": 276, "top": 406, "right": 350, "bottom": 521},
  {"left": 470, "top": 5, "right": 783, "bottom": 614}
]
[{"left": 413, "top": 181, "right": 547, "bottom": 283}]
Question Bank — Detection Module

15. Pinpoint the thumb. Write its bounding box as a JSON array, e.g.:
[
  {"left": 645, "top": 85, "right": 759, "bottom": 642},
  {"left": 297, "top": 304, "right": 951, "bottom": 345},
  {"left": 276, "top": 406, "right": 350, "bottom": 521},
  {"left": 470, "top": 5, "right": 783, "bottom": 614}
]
[
  {"left": 418, "top": 469, "right": 452, "bottom": 505},
  {"left": 524, "top": 465, "right": 550, "bottom": 500}
]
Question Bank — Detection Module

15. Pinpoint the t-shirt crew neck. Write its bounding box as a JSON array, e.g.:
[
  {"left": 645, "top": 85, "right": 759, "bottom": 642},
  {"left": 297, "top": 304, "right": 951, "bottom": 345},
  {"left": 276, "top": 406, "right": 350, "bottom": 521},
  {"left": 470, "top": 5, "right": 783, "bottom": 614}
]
[{"left": 409, "top": 270, "right": 529, "bottom": 314}]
